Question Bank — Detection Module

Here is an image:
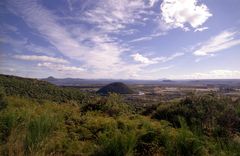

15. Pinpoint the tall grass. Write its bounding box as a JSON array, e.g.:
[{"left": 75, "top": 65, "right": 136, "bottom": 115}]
[
  {"left": 97, "top": 130, "right": 137, "bottom": 156},
  {"left": 0, "top": 87, "right": 8, "bottom": 110},
  {"left": 25, "top": 114, "right": 58, "bottom": 153},
  {"left": 0, "top": 112, "right": 18, "bottom": 144}
]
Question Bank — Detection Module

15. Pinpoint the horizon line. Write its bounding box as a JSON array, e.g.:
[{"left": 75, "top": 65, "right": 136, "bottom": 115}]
[{"left": 1, "top": 74, "right": 240, "bottom": 81}]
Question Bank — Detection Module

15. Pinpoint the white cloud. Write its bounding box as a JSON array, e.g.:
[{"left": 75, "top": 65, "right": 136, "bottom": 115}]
[
  {"left": 131, "top": 52, "right": 184, "bottom": 65},
  {"left": 158, "top": 52, "right": 185, "bottom": 62},
  {"left": 181, "top": 70, "right": 240, "bottom": 79},
  {"left": 160, "top": 0, "right": 212, "bottom": 30},
  {"left": 38, "top": 62, "right": 85, "bottom": 72},
  {"left": 131, "top": 53, "right": 158, "bottom": 65},
  {"left": 193, "top": 30, "right": 240, "bottom": 56},
  {"left": 130, "top": 36, "right": 153, "bottom": 43},
  {"left": 14, "top": 55, "right": 68, "bottom": 64},
  {"left": 130, "top": 32, "right": 166, "bottom": 43},
  {"left": 194, "top": 27, "right": 208, "bottom": 32}
]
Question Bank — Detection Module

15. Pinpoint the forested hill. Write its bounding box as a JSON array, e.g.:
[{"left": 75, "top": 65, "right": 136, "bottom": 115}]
[
  {"left": 0, "top": 74, "right": 86, "bottom": 103},
  {"left": 97, "top": 82, "right": 134, "bottom": 95}
]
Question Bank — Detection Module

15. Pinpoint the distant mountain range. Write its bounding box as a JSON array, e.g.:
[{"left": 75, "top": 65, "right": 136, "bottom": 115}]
[
  {"left": 42, "top": 76, "right": 172, "bottom": 86},
  {"left": 42, "top": 76, "right": 240, "bottom": 87}
]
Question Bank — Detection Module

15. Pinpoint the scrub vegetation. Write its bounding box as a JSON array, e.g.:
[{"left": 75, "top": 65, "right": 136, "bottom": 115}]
[{"left": 0, "top": 75, "right": 240, "bottom": 156}]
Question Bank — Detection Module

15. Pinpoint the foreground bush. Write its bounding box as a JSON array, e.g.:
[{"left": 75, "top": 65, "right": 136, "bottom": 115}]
[{"left": 153, "top": 94, "right": 240, "bottom": 136}]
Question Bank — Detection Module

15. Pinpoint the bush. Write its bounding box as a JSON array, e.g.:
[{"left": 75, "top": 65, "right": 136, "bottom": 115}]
[
  {"left": 81, "top": 93, "right": 132, "bottom": 117},
  {"left": 135, "top": 118, "right": 205, "bottom": 156},
  {"left": 153, "top": 94, "right": 240, "bottom": 137},
  {"left": 135, "top": 131, "right": 165, "bottom": 156}
]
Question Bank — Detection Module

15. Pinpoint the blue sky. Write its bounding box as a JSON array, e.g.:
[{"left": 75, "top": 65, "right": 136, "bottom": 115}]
[{"left": 0, "top": 0, "right": 240, "bottom": 79}]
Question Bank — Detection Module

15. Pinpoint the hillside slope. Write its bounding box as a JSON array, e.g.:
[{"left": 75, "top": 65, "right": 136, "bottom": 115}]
[{"left": 0, "top": 74, "right": 86, "bottom": 102}]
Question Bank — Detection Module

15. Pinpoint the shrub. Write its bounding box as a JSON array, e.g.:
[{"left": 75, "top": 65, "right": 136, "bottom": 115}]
[
  {"left": 135, "top": 118, "right": 205, "bottom": 156},
  {"left": 81, "top": 93, "right": 132, "bottom": 117},
  {"left": 135, "top": 131, "right": 165, "bottom": 156},
  {"left": 153, "top": 94, "right": 240, "bottom": 137}
]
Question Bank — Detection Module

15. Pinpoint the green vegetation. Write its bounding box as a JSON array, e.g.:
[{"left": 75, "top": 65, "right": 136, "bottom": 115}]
[
  {"left": 0, "top": 75, "right": 240, "bottom": 155},
  {"left": 0, "top": 74, "right": 87, "bottom": 103}
]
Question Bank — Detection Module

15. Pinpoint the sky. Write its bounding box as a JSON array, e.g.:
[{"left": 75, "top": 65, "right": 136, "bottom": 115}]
[{"left": 0, "top": 0, "right": 240, "bottom": 79}]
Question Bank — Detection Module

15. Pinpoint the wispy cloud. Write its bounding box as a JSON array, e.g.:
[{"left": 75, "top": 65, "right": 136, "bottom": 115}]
[
  {"left": 194, "top": 27, "right": 208, "bottom": 32},
  {"left": 129, "top": 32, "right": 166, "bottom": 43},
  {"left": 149, "top": 0, "right": 159, "bottom": 7},
  {"left": 38, "top": 62, "right": 85, "bottom": 72},
  {"left": 7, "top": 0, "right": 174, "bottom": 79},
  {"left": 193, "top": 30, "right": 240, "bottom": 56},
  {"left": 155, "top": 52, "right": 185, "bottom": 62},
  {"left": 160, "top": 0, "right": 212, "bottom": 31},
  {"left": 8, "top": 0, "right": 88, "bottom": 59},
  {"left": 7, "top": 0, "right": 127, "bottom": 72},
  {"left": 14, "top": 55, "right": 68, "bottom": 64},
  {"left": 82, "top": 0, "right": 150, "bottom": 33},
  {"left": 131, "top": 52, "right": 184, "bottom": 65},
  {"left": 130, "top": 36, "right": 153, "bottom": 43},
  {"left": 0, "top": 33, "right": 57, "bottom": 56},
  {"left": 0, "top": 23, "right": 18, "bottom": 32},
  {"left": 66, "top": 0, "right": 73, "bottom": 11}
]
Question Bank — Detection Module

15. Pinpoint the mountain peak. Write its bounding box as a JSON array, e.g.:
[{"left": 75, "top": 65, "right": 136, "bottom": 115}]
[
  {"left": 97, "top": 82, "right": 134, "bottom": 95},
  {"left": 46, "top": 76, "right": 56, "bottom": 80}
]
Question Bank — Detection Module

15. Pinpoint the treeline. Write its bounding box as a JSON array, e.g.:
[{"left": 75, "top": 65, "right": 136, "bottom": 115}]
[{"left": 0, "top": 75, "right": 240, "bottom": 156}]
